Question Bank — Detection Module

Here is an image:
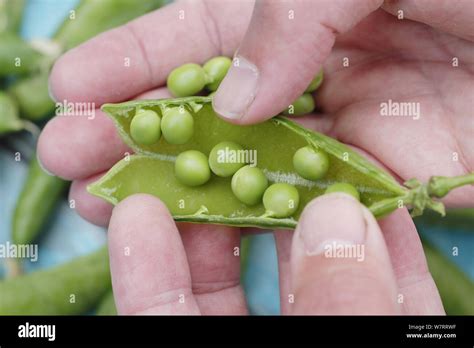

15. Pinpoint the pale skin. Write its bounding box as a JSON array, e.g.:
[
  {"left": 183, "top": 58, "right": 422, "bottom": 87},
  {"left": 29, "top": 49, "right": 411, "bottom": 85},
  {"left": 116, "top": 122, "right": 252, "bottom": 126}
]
[{"left": 38, "top": 0, "right": 474, "bottom": 314}]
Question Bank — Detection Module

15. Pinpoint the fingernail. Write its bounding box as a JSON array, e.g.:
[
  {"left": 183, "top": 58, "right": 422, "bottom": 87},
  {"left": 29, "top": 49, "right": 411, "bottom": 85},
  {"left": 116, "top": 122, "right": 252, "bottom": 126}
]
[
  {"left": 36, "top": 152, "right": 55, "bottom": 177},
  {"left": 297, "top": 193, "right": 367, "bottom": 256},
  {"left": 48, "top": 77, "right": 58, "bottom": 103},
  {"left": 212, "top": 55, "right": 259, "bottom": 120}
]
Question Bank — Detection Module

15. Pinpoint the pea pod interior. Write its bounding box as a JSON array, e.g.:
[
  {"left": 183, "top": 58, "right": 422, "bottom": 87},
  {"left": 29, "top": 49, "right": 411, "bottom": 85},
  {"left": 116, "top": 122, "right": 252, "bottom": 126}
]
[{"left": 89, "top": 97, "right": 407, "bottom": 229}]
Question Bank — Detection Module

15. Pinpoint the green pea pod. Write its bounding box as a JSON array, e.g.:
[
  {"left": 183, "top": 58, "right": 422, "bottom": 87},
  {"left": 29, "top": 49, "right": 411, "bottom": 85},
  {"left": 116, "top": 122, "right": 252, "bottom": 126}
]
[
  {"left": 12, "top": 155, "right": 69, "bottom": 245},
  {"left": 96, "top": 290, "right": 117, "bottom": 315},
  {"left": 88, "top": 97, "right": 474, "bottom": 229},
  {"left": 0, "top": 32, "right": 45, "bottom": 77},
  {"left": 0, "top": 247, "right": 110, "bottom": 315},
  {"left": 0, "top": 0, "right": 25, "bottom": 34},
  {"left": 54, "top": 0, "right": 166, "bottom": 51},
  {"left": 423, "top": 242, "right": 474, "bottom": 315},
  {"left": 8, "top": 70, "right": 56, "bottom": 120},
  {"left": 0, "top": 90, "right": 23, "bottom": 134}
]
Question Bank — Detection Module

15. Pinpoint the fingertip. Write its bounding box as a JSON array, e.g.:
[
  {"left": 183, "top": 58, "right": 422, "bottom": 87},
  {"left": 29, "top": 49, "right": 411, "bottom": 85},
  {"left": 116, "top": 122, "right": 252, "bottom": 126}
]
[
  {"left": 37, "top": 117, "right": 73, "bottom": 179},
  {"left": 37, "top": 110, "right": 129, "bottom": 180},
  {"left": 108, "top": 193, "right": 176, "bottom": 272},
  {"left": 110, "top": 194, "right": 171, "bottom": 230},
  {"left": 295, "top": 193, "right": 367, "bottom": 256}
]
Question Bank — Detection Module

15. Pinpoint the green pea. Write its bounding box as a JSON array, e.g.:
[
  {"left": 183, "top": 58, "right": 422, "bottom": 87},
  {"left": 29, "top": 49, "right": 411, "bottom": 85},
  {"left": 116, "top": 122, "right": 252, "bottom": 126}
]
[
  {"left": 263, "top": 183, "right": 300, "bottom": 218},
  {"left": 167, "top": 63, "right": 207, "bottom": 97},
  {"left": 203, "top": 56, "right": 232, "bottom": 91},
  {"left": 130, "top": 109, "right": 161, "bottom": 145},
  {"left": 325, "top": 182, "right": 360, "bottom": 201},
  {"left": 231, "top": 165, "right": 268, "bottom": 205},
  {"left": 293, "top": 146, "right": 329, "bottom": 181},
  {"left": 305, "top": 69, "right": 324, "bottom": 93},
  {"left": 282, "top": 93, "right": 315, "bottom": 116},
  {"left": 161, "top": 107, "right": 194, "bottom": 145},
  {"left": 209, "top": 141, "right": 246, "bottom": 177},
  {"left": 175, "top": 150, "right": 211, "bottom": 187}
]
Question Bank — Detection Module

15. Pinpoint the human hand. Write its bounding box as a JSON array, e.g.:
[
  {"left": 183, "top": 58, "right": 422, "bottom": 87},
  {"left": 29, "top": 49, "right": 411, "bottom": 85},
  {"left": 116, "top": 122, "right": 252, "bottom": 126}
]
[{"left": 106, "top": 192, "right": 443, "bottom": 314}]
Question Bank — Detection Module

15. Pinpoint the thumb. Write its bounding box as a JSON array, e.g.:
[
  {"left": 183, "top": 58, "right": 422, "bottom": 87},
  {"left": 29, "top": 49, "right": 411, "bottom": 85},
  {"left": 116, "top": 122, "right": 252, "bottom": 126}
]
[
  {"left": 290, "top": 193, "right": 400, "bottom": 314},
  {"left": 212, "top": 0, "right": 382, "bottom": 124}
]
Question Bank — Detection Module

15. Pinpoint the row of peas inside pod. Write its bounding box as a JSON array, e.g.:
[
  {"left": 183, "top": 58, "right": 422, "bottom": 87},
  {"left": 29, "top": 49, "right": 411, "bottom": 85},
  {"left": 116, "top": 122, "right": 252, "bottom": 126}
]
[
  {"left": 166, "top": 56, "right": 324, "bottom": 117},
  {"left": 129, "top": 104, "right": 359, "bottom": 218}
]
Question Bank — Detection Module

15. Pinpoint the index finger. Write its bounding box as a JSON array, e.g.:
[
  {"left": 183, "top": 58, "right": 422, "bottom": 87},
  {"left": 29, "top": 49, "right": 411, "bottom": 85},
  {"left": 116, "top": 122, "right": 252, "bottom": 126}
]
[{"left": 49, "top": 0, "right": 253, "bottom": 105}]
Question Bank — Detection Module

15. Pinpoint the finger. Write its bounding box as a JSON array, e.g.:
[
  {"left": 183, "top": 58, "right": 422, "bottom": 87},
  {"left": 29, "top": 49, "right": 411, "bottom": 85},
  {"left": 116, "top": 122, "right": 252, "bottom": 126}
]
[
  {"left": 37, "top": 108, "right": 129, "bottom": 180},
  {"left": 177, "top": 223, "right": 247, "bottom": 315},
  {"left": 284, "top": 113, "right": 334, "bottom": 135},
  {"left": 378, "top": 209, "right": 445, "bottom": 314},
  {"left": 382, "top": 0, "right": 474, "bottom": 41},
  {"left": 213, "top": 0, "right": 382, "bottom": 124},
  {"left": 109, "top": 194, "right": 200, "bottom": 315},
  {"left": 136, "top": 86, "right": 172, "bottom": 100},
  {"left": 69, "top": 173, "right": 113, "bottom": 227},
  {"left": 290, "top": 193, "right": 399, "bottom": 314},
  {"left": 273, "top": 230, "right": 293, "bottom": 314},
  {"left": 49, "top": 0, "right": 253, "bottom": 104}
]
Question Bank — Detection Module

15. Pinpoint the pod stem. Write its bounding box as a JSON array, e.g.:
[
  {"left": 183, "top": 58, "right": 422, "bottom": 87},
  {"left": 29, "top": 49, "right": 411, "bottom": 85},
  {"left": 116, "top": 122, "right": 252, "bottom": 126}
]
[
  {"left": 427, "top": 173, "right": 474, "bottom": 198},
  {"left": 371, "top": 173, "right": 474, "bottom": 218}
]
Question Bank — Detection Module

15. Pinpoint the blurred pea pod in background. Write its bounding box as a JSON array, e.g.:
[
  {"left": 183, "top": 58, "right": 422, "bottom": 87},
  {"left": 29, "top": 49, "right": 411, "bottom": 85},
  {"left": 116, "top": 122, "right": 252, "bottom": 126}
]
[
  {"left": 0, "top": 90, "right": 23, "bottom": 134},
  {"left": 0, "top": 31, "right": 45, "bottom": 77},
  {"left": 9, "top": 0, "right": 166, "bottom": 121},
  {"left": 0, "top": 247, "right": 110, "bottom": 315},
  {"left": 0, "top": 0, "right": 25, "bottom": 33},
  {"left": 423, "top": 242, "right": 474, "bottom": 315},
  {"left": 13, "top": 155, "right": 69, "bottom": 245},
  {"left": 54, "top": 0, "right": 165, "bottom": 51},
  {"left": 96, "top": 289, "right": 117, "bottom": 316},
  {"left": 8, "top": 70, "right": 55, "bottom": 120}
]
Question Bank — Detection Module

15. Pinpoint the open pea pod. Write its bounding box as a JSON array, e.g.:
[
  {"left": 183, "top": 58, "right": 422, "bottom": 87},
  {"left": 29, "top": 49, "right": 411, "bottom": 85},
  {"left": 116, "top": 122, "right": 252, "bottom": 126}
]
[{"left": 89, "top": 97, "right": 474, "bottom": 229}]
